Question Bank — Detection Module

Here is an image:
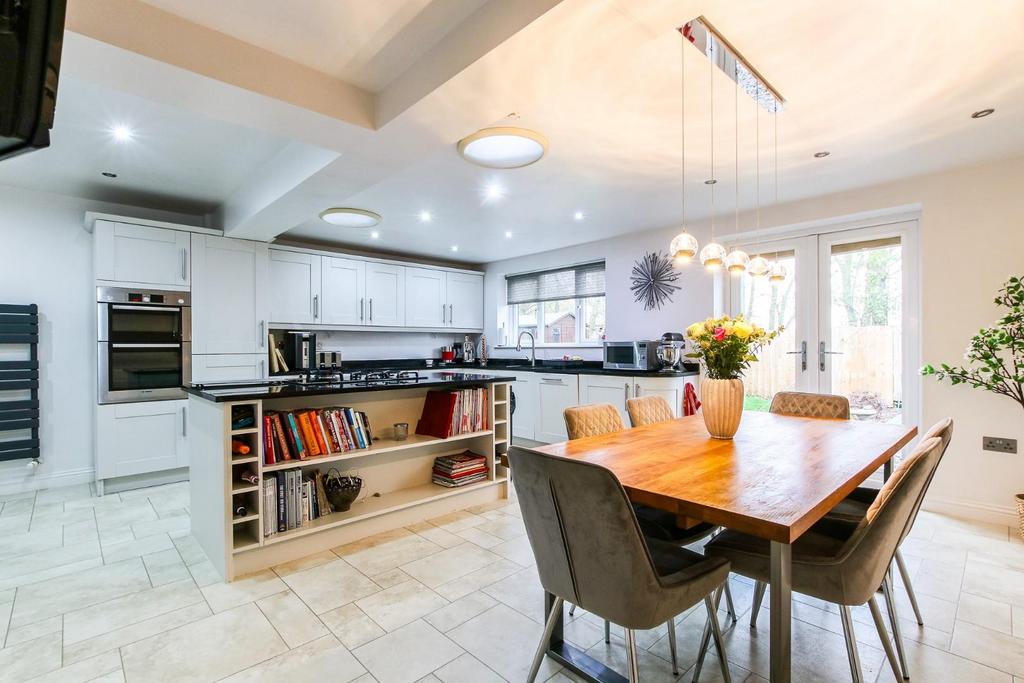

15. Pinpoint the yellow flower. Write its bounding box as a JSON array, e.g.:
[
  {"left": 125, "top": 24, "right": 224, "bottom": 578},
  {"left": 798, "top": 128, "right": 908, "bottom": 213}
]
[
  {"left": 733, "top": 321, "right": 753, "bottom": 339},
  {"left": 686, "top": 322, "right": 704, "bottom": 338}
]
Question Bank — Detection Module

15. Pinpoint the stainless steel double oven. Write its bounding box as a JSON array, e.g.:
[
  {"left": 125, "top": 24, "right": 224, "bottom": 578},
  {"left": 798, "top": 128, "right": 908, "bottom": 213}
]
[{"left": 97, "top": 286, "right": 191, "bottom": 404}]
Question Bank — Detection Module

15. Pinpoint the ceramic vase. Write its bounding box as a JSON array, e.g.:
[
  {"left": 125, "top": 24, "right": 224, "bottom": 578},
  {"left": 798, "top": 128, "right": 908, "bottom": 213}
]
[{"left": 700, "top": 378, "right": 744, "bottom": 439}]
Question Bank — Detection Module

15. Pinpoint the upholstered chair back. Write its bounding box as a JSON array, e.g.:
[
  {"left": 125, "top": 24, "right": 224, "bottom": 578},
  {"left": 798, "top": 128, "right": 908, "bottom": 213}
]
[
  {"left": 564, "top": 403, "right": 625, "bottom": 440},
  {"left": 626, "top": 395, "right": 674, "bottom": 428},
  {"left": 769, "top": 391, "right": 851, "bottom": 420}
]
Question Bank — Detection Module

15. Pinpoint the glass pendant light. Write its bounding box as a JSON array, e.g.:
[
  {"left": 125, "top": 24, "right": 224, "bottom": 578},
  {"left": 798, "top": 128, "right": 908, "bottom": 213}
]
[
  {"left": 769, "top": 258, "right": 788, "bottom": 282},
  {"left": 670, "top": 36, "right": 698, "bottom": 263},
  {"left": 747, "top": 82, "right": 769, "bottom": 277},
  {"left": 724, "top": 62, "right": 748, "bottom": 275},
  {"left": 700, "top": 45, "right": 726, "bottom": 271}
]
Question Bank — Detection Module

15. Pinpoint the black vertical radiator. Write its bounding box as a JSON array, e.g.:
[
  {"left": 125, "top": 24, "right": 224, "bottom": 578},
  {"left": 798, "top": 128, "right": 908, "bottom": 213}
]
[{"left": 0, "top": 304, "right": 40, "bottom": 464}]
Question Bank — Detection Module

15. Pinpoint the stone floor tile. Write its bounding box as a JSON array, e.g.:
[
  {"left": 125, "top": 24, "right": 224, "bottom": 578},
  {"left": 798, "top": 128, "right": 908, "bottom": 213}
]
[
  {"left": 0, "top": 633, "right": 62, "bottom": 681},
  {"left": 222, "top": 634, "right": 366, "bottom": 682},
  {"left": 406, "top": 521, "right": 464, "bottom": 549},
  {"left": 101, "top": 532, "right": 174, "bottom": 564},
  {"left": 256, "top": 589, "right": 329, "bottom": 648},
  {"left": 448, "top": 604, "right": 560, "bottom": 682},
  {"left": 353, "top": 619, "right": 463, "bottom": 683},
  {"left": 319, "top": 603, "right": 386, "bottom": 649},
  {"left": 201, "top": 569, "right": 288, "bottom": 613},
  {"left": 958, "top": 592, "right": 1013, "bottom": 635},
  {"left": 433, "top": 652, "right": 504, "bottom": 683},
  {"left": 489, "top": 534, "right": 536, "bottom": 567},
  {"left": 3, "top": 614, "right": 61, "bottom": 648},
  {"left": 142, "top": 548, "right": 191, "bottom": 586},
  {"left": 425, "top": 510, "right": 487, "bottom": 534},
  {"left": 400, "top": 543, "right": 502, "bottom": 589},
  {"left": 63, "top": 578, "right": 203, "bottom": 645},
  {"left": 271, "top": 549, "right": 337, "bottom": 578},
  {"left": 951, "top": 620, "right": 1024, "bottom": 677},
  {"left": 432, "top": 558, "right": 520, "bottom": 601},
  {"left": 62, "top": 602, "right": 211, "bottom": 665},
  {"left": 424, "top": 591, "right": 497, "bottom": 633},
  {"left": 280, "top": 558, "right": 379, "bottom": 614},
  {"left": 336, "top": 528, "right": 444, "bottom": 577},
  {"left": 24, "top": 650, "right": 121, "bottom": 683},
  {"left": 356, "top": 580, "right": 448, "bottom": 632}
]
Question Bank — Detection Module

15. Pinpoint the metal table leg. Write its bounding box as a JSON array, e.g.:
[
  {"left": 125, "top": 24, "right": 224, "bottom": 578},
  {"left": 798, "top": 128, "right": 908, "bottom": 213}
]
[
  {"left": 770, "top": 541, "right": 792, "bottom": 683},
  {"left": 544, "top": 591, "right": 627, "bottom": 683}
]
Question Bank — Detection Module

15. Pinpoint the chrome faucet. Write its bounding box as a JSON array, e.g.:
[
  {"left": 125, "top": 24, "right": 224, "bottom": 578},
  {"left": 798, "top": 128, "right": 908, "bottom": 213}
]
[{"left": 516, "top": 330, "right": 536, "bottom": 367}]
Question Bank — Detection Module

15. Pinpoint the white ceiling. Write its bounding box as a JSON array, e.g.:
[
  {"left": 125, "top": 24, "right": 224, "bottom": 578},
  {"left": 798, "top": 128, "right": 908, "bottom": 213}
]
[
  {"left": 137, "top": 0, "right": 489, "bottom": 91},
  {"left": 2, "top": 0, "right": 1023, "bottom": 262}
]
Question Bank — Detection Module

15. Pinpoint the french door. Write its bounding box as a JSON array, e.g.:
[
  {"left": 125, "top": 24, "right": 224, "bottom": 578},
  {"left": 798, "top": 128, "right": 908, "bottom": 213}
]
[{"left": 728, "top": 220, "right": 919, "bottom": 425}]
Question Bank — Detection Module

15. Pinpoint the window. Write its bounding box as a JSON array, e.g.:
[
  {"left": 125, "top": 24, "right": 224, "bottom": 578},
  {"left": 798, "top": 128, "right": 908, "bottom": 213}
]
[{"left": 505, "top": 262, "right": 606, "bottom": 346}]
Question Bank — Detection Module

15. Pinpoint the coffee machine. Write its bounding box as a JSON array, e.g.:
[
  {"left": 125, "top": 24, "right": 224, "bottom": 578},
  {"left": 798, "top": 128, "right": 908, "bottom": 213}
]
[{"left": 656, "top": 332, "right": 685, "bottom": 372}]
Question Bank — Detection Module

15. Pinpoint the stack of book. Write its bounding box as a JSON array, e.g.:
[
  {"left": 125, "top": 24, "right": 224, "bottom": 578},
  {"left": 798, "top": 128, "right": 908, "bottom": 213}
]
[
  {"left": 432, "top": 451, "right": 488, "bottom": 488},
  {"left": 262, "top": 470, "right": 333, "bottom": 536},
  {"left": 262, "top": 407, "right": 373, "bottom": 465},
  {"left": 416, "top": 388, "right": 488, "bottom": 439}
]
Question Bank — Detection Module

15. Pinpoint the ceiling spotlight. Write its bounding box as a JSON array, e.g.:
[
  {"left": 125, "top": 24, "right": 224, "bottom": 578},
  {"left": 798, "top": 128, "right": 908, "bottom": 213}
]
[
  {"left": 704, "top": 179, "right": 717, "bottom": 185},
  {"left": 573, "top": 211, "right": 585, "bottom": 221},
  {"left": 319, "top": 208, "right": 381, "bottom": 228},
  {"left": 971, "top": 108, "right": 995, "bottom": 119},
  {"left": 813, "top": 151, "right": 830, "bottom": 158},
  {"left": 504, "top": 231, "right": 513, "bottom": 239},
  {"left": 370, "top": 231, "right": 380, "bottom": 239},
  {"left": 483, "top": 181, "right": 505, "bottom": 202},
  {"left": 419, "top": 211, "right": 432, "bottom": 222},
  {"left": 101, "top": 171, "right": 118, "bottom": 178},
  {"left": 451, "top": 245, "right": 459, "bottom": 252},
  {"left": 110, "top": 125, "right": 134, "bottom": 143},
  {"left": 458, "top": 127, "right": 548, "bottom": 169}
]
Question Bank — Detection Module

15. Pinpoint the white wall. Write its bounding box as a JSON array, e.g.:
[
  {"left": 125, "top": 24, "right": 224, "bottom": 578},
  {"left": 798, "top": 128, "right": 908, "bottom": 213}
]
[
  {"left": 483, "top": 223, "right": 715, "bottom": 361},
  {"left": 484, "top": 154, "right": 1024, "bottom": 525},
  {"left": 0, "top": 185, "right": 202, "bottom": 495}
]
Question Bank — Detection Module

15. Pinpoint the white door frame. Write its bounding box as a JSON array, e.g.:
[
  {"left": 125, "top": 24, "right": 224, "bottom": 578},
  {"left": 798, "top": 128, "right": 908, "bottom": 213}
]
[{"left": 723, "top": 213, "right": 921, "bottom": 428}]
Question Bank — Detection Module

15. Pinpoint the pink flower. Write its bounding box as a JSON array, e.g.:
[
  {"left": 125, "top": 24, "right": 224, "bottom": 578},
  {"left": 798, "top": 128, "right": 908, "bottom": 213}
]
[{"left": 713, "top": 327, "right": 726, "bottom": 341}]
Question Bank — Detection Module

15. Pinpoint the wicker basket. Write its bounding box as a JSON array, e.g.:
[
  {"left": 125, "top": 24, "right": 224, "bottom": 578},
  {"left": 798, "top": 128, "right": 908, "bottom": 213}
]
[{"left": 1016, "top": 494, "right": 1024, "bottom": 540}]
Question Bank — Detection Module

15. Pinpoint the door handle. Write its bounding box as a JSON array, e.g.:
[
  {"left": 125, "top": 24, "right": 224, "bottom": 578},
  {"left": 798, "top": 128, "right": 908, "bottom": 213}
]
[
  {"left": 369, "top": 298, "right": 374, "bottom": 322},
  {"left": 313, "top": 295, "right": 319, "bottom": 319},
  {"left": 819, "top": 341, "right": 843, "bottom": 371},
  {"left": 181, "top": 249, "right": 187, "bottom": 281},
  {"left": 625, "top": 382, "right": 630, "bottom": 401},
  {"left": 181, "top": 407, "right": 187, "bottom": 437},
  {"left": 259, "top": 320, "right": 265, "bottom": 348},
  {"left": 786, "top": 341, "right": 808, "bottom": 371}
]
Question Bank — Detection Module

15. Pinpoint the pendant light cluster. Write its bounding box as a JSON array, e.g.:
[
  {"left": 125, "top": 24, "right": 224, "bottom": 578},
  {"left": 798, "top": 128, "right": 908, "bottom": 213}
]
[{"left": 669, "top": 19, "right": 786, "bottom": 284}]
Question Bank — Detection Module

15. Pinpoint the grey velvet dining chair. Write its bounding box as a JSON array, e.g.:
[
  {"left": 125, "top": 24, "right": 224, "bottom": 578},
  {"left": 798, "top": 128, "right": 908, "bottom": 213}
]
[
  {"left": 700, "top": 435, "right": 946, "bottom": 683},
  {"left": 508, "top": 445, "right": 734, "bottom": 683}
]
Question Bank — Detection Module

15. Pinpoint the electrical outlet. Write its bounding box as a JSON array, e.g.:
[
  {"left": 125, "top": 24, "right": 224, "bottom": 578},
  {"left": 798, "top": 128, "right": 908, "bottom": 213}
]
[{"left": 983, "top": 436, "right": 1018, "bottom": 454}]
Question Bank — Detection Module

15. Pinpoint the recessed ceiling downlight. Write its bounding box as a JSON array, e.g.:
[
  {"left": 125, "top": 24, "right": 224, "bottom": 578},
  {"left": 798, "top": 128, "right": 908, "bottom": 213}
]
[
  {"left": 457, "top": 127, "right": 548, "bottom": 169},
  {"left": 319, "top": 208, "right": 381, "bottom": 229},
  {"left": 971, "top": 108, "right": 995, "bottom": 119}
]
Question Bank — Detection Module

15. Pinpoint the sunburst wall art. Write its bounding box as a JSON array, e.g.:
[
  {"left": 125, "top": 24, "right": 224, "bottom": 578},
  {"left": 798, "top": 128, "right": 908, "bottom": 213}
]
[{"left": 630, "top": 251, "right": 681, "bottom": 311}]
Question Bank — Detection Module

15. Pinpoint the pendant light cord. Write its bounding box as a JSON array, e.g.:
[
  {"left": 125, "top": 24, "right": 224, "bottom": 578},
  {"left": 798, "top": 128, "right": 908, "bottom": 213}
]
[
  {"left": 734, "top": 62, "right": 740, "bottom": 237},
  {"left": 681, "top": 33, "right": 686, "bottom": 226},
  {"left": 709, "top": 43, "right": 715, "bottom": 241}
]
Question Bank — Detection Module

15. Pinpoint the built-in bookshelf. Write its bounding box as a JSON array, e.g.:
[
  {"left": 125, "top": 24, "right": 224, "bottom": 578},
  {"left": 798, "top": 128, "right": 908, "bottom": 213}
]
[{"left": 189, "top": 381, "right": 512, "bottom": 581}]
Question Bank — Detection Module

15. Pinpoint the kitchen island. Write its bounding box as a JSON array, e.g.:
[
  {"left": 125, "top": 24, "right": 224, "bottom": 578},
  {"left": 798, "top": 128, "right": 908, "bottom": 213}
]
[{"left": 185, "top": 372, "right": 513, "bottom": 580}]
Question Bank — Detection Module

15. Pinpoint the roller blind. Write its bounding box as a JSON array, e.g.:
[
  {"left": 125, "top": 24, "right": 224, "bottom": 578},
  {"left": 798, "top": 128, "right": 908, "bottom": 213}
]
[{"left": 506, "top": 261, "right": 605, "bottom": 305}]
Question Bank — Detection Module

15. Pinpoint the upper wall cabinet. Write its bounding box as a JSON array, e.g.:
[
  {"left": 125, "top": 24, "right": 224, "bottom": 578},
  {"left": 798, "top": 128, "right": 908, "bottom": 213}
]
[
  {"left": 269, "top": 250, "right": 321, "bottom": 325},
  {"left": 191, "top": 235, "right": 269, "bottom": 355},
  {"left": 94, "top": 221, "right": 191, "bottom": 288},
  {"left": 446, "top": 271, "right": 484, "bottom": 330},
  {"left": 321, "top": 257, "right": 366, "bottom": 326},
  {"left": 406, "top": 267, "right": 446, "bottom": 328},
  {"left": 365, "top": 262, "right": 405, "bottom": 327}
]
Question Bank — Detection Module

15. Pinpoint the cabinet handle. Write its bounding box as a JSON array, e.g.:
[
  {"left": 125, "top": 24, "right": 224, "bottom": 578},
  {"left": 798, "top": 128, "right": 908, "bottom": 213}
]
[
  {"left": 442, "top": 304, "right": 446, "bottom": 324},
  {"left": 635, "top": 383, "right": 640, "bottom": 397},
  {"left": 181, "top": 249, "right": 187, "bottom": 281},
  {"left": 181, "top": 407, "right": 187, "bottom": 437},
  {"left": 313, "top": 295, "right": 319, "bottom": 319},
  {"left": 369, "top": 298, "right": 373, "bottom": 322},
  {"left": 449, "top": 304, "right": 453, "bottom": 325},
  {"left": 360, "top": 298, "right": 364, "bottom": 322},
  {"left": 542, "top": 377, "right": 564, "bottom": 385},
  {"left": 259, "top": 320, "right": 265, "bottom": 348},
  {"left": 259, "top": 359, "right": 265, "bottom": 378},
  {"left": 624, "top": 382, "right": 630, "bottom": 401}
]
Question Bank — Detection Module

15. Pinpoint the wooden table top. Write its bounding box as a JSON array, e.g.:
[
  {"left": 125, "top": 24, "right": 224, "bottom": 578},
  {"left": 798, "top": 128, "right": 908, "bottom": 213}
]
[{"left": 530, "top": 412, "right": 918, "bottom": 543}]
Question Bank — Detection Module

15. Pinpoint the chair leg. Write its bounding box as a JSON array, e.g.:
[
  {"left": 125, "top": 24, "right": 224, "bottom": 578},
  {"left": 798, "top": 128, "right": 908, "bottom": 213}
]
[
  {"left": 527, "top": 596, "right": 563, "bottom": 683},
  {"left": 839, "top": 605, "right": 864, "bottom": 683},
  {"left": 624, "top": 628, "right": 640, "bottom": 683},
  {"left": 604, "top": 619, "right": 611, "bottom": 644},
  {"left": 882, "top": 577, "right": 910, "bottom": 680},
  {"left": 723, "top": 580, "right": 738, "bottom": 624},
  {"left": 667, "top": 617, "right": 679, "bottom": 675},
  {"left": 867, "top": 595, "right": 904, "bottom": 683},
  {"left": 895, "top": 549, "right": 924, "bottom": 626},
  {"left": 704, "top": 594, "right": 732, "bottom": 683},
  {"left": 568, "top": 603, "right": 576, "bottom": 616},
  {"left": 750, "top": 580, "right": 767, "bottom": 628},
  {"left": 693, "top": 585, "right": 727, "bottom": 683}
]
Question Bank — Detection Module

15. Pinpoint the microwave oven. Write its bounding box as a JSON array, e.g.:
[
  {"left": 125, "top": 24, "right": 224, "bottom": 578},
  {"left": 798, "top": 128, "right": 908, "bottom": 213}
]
[{"left": 603, "top": 341, "right": 660, "bottom": 371}]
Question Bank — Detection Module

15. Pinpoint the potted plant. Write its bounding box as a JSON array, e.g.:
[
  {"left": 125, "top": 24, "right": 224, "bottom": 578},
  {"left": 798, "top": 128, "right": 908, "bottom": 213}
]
[
  {"left": 686, "top": 315, "right": 781, "bottom": 439},
  {"left": 921, "top": 276, "right": 1024, "bottom": 534}
]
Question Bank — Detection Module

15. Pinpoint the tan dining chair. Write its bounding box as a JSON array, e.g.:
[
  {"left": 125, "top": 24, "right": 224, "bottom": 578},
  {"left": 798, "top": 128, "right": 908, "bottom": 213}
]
[
  {"left": 769, "top": 390, "right": 851, "bottom": 419},
  {"left": 700, "top": 435, "right": 946, "bottom": 683},
  {"left": 508, "top": 445, "right": 733, "bottom": 683},
  {"left": 625, "top": 394, "right": 674, "bottom": 427}
]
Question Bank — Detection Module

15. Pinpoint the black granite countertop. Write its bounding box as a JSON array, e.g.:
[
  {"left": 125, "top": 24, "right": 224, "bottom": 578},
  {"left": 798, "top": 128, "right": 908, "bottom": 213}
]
[
  {"left": 284, "top": 358, "right": 699, "bottom": 378},
  {"left": 185, "top": 372, "right": 515, "bottom": 403}
]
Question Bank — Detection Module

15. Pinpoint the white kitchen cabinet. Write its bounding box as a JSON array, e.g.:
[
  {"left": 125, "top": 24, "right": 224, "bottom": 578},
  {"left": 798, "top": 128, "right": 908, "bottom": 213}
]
[
  {"left": 446, "top": 271, "right": 484, "bottom": 329},
  {"left": 192, "top": 354, "right": 267, "bottom": 383},
  {"left": 578, "top": 373, "right": 632, "bottom": 425},
  {"left": 536, "top": 373, "right": 579, "bottom": 443},
  {"left": 321, "top": 256, "right": 366, "bottom": 325},
  {"left": 405, "top": 267, "right": 447, "bottom": 328},
  {"left": 510, "top": 372, "right": 539, "bottom": 440},
  {"left": 94, "top": 221, "right": 191, "bottom": 287},
  {"left": 269, "top": 249, "right": 321, "bottom": 325},
  {"left": 632, "top": 375, "right": 694, "bottom": 417},
  {"left": 191, "top": 235, "right": 269, "bottom": 355},
  {"left": 365, "top": 263, "right": 405, "bottom": 327},
  {"left": 96, "top": 399, "right": 188, "bottom": 480}
]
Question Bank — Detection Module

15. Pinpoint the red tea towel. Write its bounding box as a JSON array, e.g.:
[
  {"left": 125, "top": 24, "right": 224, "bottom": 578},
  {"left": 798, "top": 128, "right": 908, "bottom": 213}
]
[{"left": 683, "top": 382, "right": 701, "bottom": 416}]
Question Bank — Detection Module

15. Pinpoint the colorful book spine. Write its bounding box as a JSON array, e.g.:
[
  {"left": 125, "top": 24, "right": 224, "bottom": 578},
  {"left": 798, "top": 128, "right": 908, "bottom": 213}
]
[
  {"left": 271, "top": 413, "right": 291, "bottom": 460},
  {"left": 286, "top": 413, "right": 305, "bottom": 459},
  {"left": 262, "top": 414, "right": 275, "bottom": 465},
  {"left": 310, "top": 411, "right": 329, "bottom": 454},
  {"left": 276, "top": 473, "right": 286, "bottom": 533},
  {"left": 297, "top": 412, "right": 319, "bottom": 457}
]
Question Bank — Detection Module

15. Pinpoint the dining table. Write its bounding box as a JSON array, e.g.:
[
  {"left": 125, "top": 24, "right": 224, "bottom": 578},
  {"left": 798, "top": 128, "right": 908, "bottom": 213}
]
[{"left": 527, "top": 410, "right": 918, "bottom": 683}]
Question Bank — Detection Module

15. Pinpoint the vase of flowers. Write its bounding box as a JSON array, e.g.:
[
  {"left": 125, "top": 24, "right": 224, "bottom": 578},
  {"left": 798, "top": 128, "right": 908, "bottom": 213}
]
[{"left": 686, "top": 315, "right": 781, "bottom": 439}]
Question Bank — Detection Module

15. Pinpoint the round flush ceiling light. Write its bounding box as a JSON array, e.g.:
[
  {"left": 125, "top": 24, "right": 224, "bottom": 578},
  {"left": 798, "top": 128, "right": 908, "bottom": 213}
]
[
  {"left": 319, "top": 208, "right": 381, "bottom": 228},
  {"left": 971, "top": 108, "right": 995, "bottom": 119},
  {"left": 457, "top": 127, "right": 548, "bottom": 169},
  {"left": 813, "top": 151, "right": 830, "bottom": 158}
]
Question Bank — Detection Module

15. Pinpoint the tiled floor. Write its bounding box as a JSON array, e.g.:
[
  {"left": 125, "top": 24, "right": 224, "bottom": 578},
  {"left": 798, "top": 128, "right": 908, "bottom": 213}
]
[{"left": 0, "top": 482, "right": 1022, "bottom": 683}]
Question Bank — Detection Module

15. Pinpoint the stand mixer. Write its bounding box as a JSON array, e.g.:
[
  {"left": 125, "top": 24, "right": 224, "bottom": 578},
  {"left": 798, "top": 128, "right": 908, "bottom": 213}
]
[{"left": 656, "top": 332, "right": 686, "bottom": 372}]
